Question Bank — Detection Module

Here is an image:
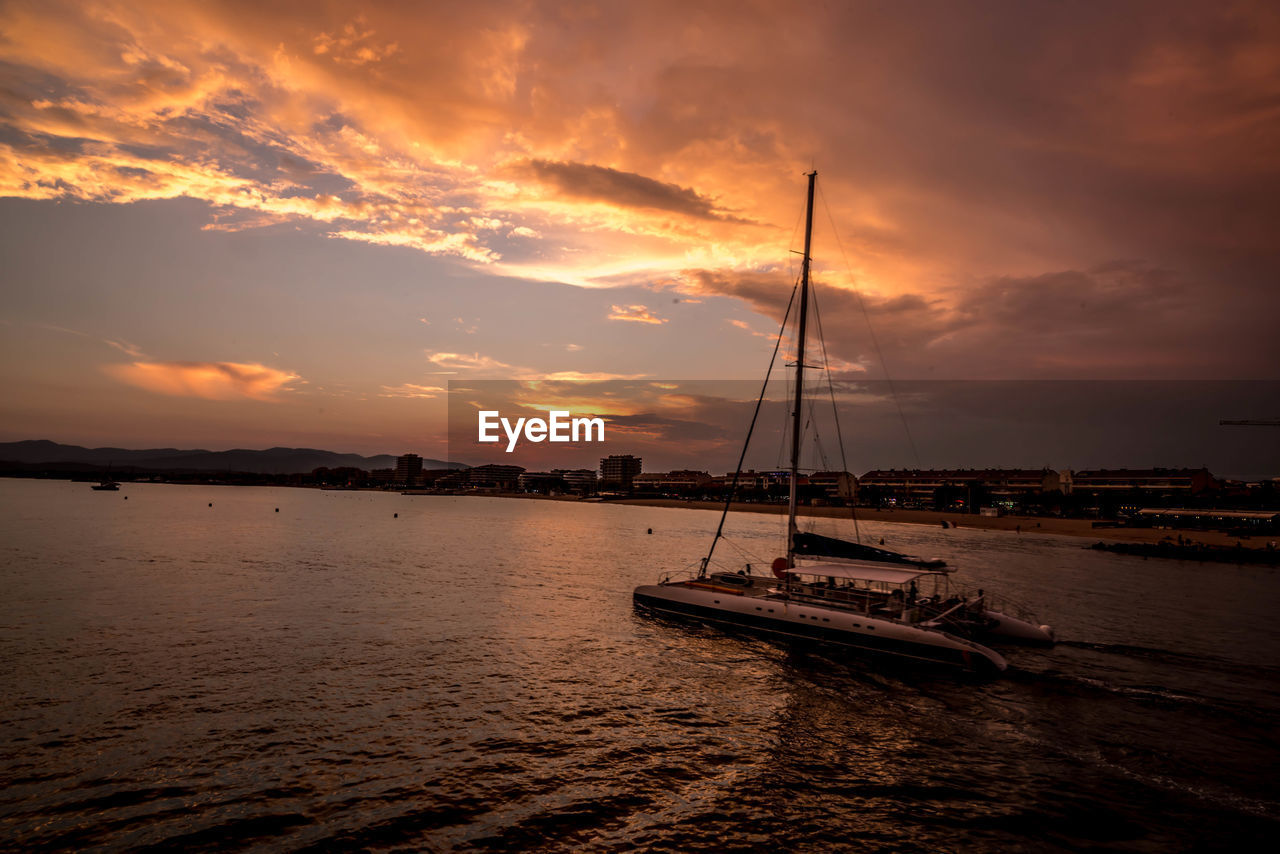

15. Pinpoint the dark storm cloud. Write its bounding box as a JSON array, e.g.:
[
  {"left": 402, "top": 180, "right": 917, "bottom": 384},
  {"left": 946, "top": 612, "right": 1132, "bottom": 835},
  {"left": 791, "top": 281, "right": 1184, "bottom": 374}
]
[
  {"left": 603, "top": 412, "right": 731, "bottom": 443},
  {"left": 688, "top": 262, "right": 1279, "bottom": 379},
  {"left": 832, "top": 380, "right": 1280, "bottom": 478},
  {"left": 522, "top": 159, "right": 747, "bottom": 222},
  {"left": 444, "top": 378, "right": 1279, "bottom": 476}
]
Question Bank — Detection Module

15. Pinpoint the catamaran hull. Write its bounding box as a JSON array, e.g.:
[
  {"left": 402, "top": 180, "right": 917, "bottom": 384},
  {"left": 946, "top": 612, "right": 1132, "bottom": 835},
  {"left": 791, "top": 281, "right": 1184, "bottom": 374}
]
[
  {"left": 634, "top": 583, "right": 1006, "bottom": 673},
  {"left": 982, "top": 611, "right": 1056, "bottom": 645}
]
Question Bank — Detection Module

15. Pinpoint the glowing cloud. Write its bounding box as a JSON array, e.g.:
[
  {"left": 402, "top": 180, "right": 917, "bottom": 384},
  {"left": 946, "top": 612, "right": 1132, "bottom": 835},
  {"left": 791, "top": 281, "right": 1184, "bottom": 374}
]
[
  {"left": 0, "top": 0, "right": 848, "bottom": 297},
  {"left": 426, "top": 351, "right": 514, "bottom": 373},
  {"left": 520, "top": 160, "right": 742, "bottom": 221},
  {"left": 607, "top": 304, "right": 667, "bottom": 325},
  {"left": 542, "top": 371, "right": 647, "bottom": 381},
  {"left": 380, "top": 383, "right": 445, "bottom": 399},
  {"left": 726, "top": 317, "right": 780, "bottom": 342},
  {"left": 2, "top": 1, "right": 1277, "bottom": 383},
  {"left": 426, "top": 351, "right": 642, "bottom": 382},
  {"left": 105, "top": 361, "right": 300, "bottom": 401},
  {"left": 103, "top": 338, "right": 147, "bottom": 358}
]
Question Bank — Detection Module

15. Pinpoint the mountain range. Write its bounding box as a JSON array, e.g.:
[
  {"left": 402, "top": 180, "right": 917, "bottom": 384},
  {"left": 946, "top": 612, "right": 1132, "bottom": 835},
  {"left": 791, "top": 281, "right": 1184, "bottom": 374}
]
[{"left": 0, "top": 440, "right": 462, "bottom": 474}]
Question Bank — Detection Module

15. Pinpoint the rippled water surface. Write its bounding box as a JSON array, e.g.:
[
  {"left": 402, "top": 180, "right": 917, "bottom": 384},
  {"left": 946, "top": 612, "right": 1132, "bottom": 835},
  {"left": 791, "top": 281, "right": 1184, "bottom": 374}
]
[{"left": 2, "top": 479, "right": 1278, "bottom": 851}]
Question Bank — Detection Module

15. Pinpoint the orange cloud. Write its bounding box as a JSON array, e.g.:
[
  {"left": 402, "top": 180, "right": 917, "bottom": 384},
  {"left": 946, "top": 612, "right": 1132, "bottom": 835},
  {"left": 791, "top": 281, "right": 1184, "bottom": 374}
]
[
  {"left": 3, "top": 0, "right": 1278, "bottom": 382},
  {"left": 102, "top": 338, "right": 147, "bottom": 358},
  {"left": 426, "top": 350, "right": 642, "bottom": 382},
  {"left": 426, "top": 351, "right": 514, "bottom": 373},
  {"left": 312, "top": 19, "right": 400, "bottom": 66},
  {"left": 379, "top": 383, "right": 445, "bottom": 399},
  {"left": 542, "top": 370, "right": 645, "bottom": 381},
  {"left": 105, "top": 361, "right": 300, "bottom": 401},
  {"left": 726, "top": 317, "right": 781, "bottom": 342},
  {"left": 0, "top": 1, "right": 793, "bottom": 286},
  {"left": 607, "top": 304, "right": 667, "bottom": 325}
]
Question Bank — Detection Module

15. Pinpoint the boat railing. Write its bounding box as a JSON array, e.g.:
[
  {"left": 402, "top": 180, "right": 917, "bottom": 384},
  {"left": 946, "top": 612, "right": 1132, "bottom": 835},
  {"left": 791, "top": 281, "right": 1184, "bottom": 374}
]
[
  {"left": 786, "top": 585, "right": 974, "bottom": 629},
  {"left": 924, "top": 597, "right": 972, "bottom": 624},
  {"left": 786, "top": 588, "right": 875, "bottom": 613},
  {"left": 973, "top": 590, "right": 1041, "bottom": 622},
  {"left": 658, "top": 568, "right": 701, "bottom": 585}
]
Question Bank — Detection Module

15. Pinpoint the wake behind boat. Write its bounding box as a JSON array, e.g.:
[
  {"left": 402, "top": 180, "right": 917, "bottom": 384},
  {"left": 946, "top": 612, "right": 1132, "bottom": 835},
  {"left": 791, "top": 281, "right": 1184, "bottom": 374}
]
[{"left": 632, "top": 172, "right": 1054, "bottom": 673}]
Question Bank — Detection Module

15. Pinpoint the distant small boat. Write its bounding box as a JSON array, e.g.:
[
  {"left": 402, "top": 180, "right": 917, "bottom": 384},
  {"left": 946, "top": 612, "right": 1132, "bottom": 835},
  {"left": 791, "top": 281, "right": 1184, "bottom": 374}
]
[{"left": 91, "top": 480, "right": 120, "bottom": 491}]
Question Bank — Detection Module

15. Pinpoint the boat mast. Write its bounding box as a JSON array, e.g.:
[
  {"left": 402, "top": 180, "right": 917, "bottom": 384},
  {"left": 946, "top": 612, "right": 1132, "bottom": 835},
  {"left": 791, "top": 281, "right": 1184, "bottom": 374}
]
[{"left": 787, "top": 170, "right": 816, "bottom": 567}]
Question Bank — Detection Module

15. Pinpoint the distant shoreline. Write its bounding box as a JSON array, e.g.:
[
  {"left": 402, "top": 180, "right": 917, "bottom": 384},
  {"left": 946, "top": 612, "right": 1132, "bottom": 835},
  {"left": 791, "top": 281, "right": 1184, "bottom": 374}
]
[{"left": 7, "top": 476, "right": 1275, "bottom": 552}]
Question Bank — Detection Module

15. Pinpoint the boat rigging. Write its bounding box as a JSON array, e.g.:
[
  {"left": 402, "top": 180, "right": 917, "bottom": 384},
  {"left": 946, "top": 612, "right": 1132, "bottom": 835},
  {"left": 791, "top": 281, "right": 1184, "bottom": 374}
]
[{"left": 633, "top": 171, "right": 1055, "bottom": 673}]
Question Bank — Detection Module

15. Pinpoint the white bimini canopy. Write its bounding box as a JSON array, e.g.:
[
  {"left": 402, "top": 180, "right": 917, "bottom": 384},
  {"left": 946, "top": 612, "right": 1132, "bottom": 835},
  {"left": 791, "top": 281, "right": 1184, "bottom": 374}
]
[{"left": 786, "top": 563, "right": 927, "bottom": 584}]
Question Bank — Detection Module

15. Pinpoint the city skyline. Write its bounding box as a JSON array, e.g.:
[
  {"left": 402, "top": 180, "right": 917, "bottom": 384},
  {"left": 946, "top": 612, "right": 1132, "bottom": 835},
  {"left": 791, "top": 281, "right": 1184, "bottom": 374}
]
[{"left": 2, "top": 1, "right": 1278, "bottom": 459}]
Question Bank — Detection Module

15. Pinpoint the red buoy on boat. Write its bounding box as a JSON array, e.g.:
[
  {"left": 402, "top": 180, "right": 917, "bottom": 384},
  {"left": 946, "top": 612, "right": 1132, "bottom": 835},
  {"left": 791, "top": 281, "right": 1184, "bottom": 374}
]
[{"left": 771, "top": 557, "right": 790, "bottom": 579}]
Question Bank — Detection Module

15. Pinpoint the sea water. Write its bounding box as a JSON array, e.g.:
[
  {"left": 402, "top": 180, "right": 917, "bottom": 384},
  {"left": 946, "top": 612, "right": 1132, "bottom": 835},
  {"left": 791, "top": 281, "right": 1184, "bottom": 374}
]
[{"left": 1, "top": 479, "right": 1277, "bottom": 850}]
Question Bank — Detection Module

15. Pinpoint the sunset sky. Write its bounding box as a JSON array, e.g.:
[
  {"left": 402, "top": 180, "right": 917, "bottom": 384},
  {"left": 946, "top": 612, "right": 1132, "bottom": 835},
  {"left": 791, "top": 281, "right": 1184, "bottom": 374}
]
[{"left": 2, "top": 1, "right": 1277, "bottom": 468}]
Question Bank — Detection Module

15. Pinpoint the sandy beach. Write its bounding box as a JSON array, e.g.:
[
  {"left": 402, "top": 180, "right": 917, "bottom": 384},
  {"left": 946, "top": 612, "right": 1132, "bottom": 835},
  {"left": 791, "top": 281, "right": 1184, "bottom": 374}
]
[{"left": 489, "top": 493, "right": 1276, "bottom": 551}]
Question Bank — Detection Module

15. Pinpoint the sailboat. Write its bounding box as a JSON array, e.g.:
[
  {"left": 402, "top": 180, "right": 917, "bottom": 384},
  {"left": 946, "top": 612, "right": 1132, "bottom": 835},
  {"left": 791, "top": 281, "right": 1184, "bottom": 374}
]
[
  {"left": 92, "top": 466, "right": 120, "bottom": 491},
  {"left": 632, "top": 172, "right": 1054, "bottom": 673}
]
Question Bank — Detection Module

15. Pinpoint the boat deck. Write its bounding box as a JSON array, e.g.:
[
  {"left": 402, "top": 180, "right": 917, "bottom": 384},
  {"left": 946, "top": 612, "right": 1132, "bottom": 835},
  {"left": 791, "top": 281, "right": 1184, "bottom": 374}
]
[{"left": 678, "top": 572, "right": 994, "bottom": 635}]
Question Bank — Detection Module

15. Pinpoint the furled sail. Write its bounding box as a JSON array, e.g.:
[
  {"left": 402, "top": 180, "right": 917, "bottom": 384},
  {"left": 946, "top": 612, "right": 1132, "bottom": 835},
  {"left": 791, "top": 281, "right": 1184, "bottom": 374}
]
[{"left": 791, "top": 531, "right": 948, "bottom": 569}]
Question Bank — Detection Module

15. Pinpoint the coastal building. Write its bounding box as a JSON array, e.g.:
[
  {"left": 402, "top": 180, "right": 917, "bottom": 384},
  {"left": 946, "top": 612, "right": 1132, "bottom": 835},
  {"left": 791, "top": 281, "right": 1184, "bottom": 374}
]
[
  {"left": 704, "top": 470, "right": 797, "bottom": 491},
  {"left": 600, "top": 454, "right": 642, "bottom": 490},
  {"left": 552, "top": 468, "right": 597, "bottom": 493},
  {"left": 432, "top": 469, "right": 470, "bottom": 490},
  {"left": 985, "top": 469, "right": 1067, "bottom": 500},
  {"left": 1070, "top": 468, "right": 1218, "bottom": 497},
  {"left": 809, "top": 471, "right": 857, "bottom": 501},
  {"left": 395, "top": 453, "right": 423, "bottom": 486},
  {"left": 421, "top": 468, "right": 457, "bottom": 487},
  {"left": 858, "top": 468, "right": 1064, "bottom": 509},
  {"left": 1132, "top": 508, "right": 1279, "bottom": 534},
  {"left": 692, "top": 471, "right": 808, "bottom": 504},
  {"left": 468, "top": 464, "right": 525, "bottom": 491},
  {"left": 631, "top": 473, "right": 664, "bottom": 492},
  {"left": 632, "top": 470, "right": 712, "bottom": 495},
  {"left": 518, "top": 471, "right": 564, "bottom": 493}
]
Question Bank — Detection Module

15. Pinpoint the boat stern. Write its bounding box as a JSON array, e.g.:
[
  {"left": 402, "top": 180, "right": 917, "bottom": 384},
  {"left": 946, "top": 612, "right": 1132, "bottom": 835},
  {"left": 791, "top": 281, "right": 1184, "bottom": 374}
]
[{"left": 983, "top": 610, "right": 1056, "bottom": 645}]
